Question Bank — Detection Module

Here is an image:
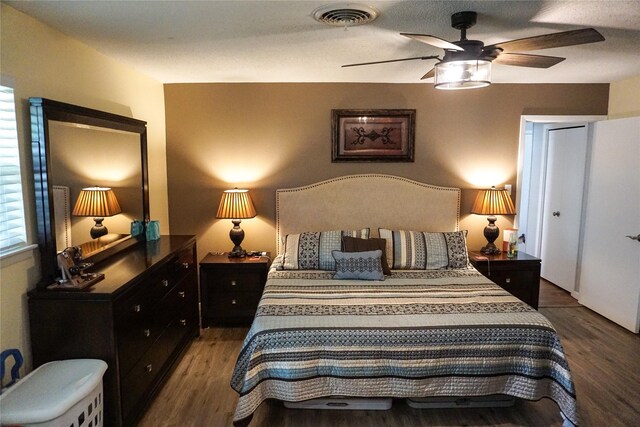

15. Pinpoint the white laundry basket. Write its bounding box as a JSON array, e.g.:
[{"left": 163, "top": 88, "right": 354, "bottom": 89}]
[{"left": 0, "top": 359, "right": 108, "bottom": 427}]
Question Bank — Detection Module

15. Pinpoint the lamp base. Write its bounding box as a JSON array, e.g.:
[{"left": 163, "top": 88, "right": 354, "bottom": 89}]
[
  {"left": 480, "top": 243, "right": 502, "bottom": 255},
  {"left": 228, "top": 219, "right": 247, "bottom": 258},
  {"left": 480, "top": 215, "right": 501, "bottom": 255},
  {"left": 228, "top": 248, "right": 247, "bottom": 258},
  {"left": 90, "top": 217, "right": 108, "bottom": 239}
]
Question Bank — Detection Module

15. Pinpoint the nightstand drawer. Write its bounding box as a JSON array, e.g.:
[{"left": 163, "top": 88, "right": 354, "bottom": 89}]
[
  {"left": 487, "top": 270, "right": 532, "bottom": 292},
  {"left": 199, "top": 253, "right": 271, "bottom": 326},
  {"left": 209, "top": 270, "right": 264, "bottom": 293},
  {"left": 211, "top": 292, "right": 263, "bottom": 318},
  {"left": 468, "top": 251, "right": 541, "bottom": 309}
]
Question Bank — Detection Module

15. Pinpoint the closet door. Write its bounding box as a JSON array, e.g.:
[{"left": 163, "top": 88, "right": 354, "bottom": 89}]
[
  {"left": 579, "top": 117, "right": 640, "bottom": 333},
  {"left": 539, "top": 125, "right": 588, "bottom": 292}
]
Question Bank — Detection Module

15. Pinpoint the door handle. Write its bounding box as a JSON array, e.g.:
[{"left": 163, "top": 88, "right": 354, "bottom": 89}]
[
  {"left": 626, "top": 234, "right": 640, "bottom": 242},
  {"left": 552, "top": 211, "right": 560, "bottom": 217}
]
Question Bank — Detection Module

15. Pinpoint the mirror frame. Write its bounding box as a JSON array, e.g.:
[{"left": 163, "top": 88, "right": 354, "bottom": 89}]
[{"left": 30, "top": 98, "right": 149, "bottom": 289}]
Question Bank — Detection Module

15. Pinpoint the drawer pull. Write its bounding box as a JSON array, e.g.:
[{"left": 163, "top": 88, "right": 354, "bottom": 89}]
[
  {"left": 143, "top": 329, "right": 151, "bottom": 337},
  {"left": 178, "top": 291, "right": 186, "bottom": 298},
  {"left": 133, "top": 304, "right": 141, "bottom": 313},
  {"left": 505, "top": 277, "right": 511, "bottom": 284},
  {"left": 161, "top": 279, "right": 169, "bottom": 287},
  {"left": 179, "top": 319, "right": 187, "bottom": 326},
  {"left": 231, "top": 299, "right": 237, "bottom": 305},
  {"left": 145, "top": 364, "right": 153, "bottom": 373},
  {"left": 231, "top": 280, "right": 237, "bottom": 287},
  {"left": 182, "top": 262, "right": 190, "bottom": 270}
]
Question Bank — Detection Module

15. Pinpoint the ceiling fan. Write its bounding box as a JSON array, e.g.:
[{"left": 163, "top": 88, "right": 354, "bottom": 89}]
[{"left": 342, "top": 11, "right": 605, "bottom": 89}]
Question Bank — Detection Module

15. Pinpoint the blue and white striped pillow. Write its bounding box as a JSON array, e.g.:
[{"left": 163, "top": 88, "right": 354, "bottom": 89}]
[
  {"left": 378, "top": 229, "right": 469, "bottom": 270},
  {"left": 282, "top": 229, "right": 370, "bottom": 270}
]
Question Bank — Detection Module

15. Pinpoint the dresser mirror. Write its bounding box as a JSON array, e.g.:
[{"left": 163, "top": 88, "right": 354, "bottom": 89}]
[{"left": 30, "top": 98, "right": 149, "bottom": 288}]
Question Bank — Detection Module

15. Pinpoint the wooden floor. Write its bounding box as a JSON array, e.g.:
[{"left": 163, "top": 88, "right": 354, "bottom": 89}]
[
  {"left": 539, "top": 279, "right": 581, "bottom": 308},
  {"left": 140, "top": 283, "right": 640, "bottom": 427}
]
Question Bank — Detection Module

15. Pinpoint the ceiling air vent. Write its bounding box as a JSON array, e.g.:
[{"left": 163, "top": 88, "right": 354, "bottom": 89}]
[{"left": 312, "top": 4, "right": 379, "bottom": 27}]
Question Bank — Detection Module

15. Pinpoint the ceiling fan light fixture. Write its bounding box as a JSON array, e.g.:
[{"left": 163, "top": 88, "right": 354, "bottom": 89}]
[{"left": 434, "top": 60, "right": 491, "bottom": 90}]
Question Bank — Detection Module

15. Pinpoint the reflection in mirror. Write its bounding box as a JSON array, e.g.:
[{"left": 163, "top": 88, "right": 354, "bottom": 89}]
[
  {"left": 49, "top": 121, "right": 143, "bottom": 256},
  {"left": 30, "top": 97, "right": 148, "bottom": 288}
]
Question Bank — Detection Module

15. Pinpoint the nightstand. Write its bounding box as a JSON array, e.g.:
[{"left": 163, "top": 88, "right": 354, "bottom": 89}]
[
  {"left": 199, "top": 253, "right": 271, "bottom": 326},
  {"left": 468, "top": 251, "right": 541, "bottom": 309}
]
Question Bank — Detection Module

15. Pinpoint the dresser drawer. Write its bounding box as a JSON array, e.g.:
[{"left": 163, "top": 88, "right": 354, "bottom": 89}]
[
  {"left": 167, "top": 247, "right": 195, "bottom": 285},
  {"left": 156, "top": 271, "right": 198, "bottom": 329},
  {"left": 159, "top": 316, "right": 198, "bottom": 366},
  {"left": 120, "top": 336, "right": 170, "bottom": 422},
  {"left": 117, "top": 314, "right": 162, "bottom": 376},
  {"left": 115, "top": 269, "right": 173, "bottom": 318}
]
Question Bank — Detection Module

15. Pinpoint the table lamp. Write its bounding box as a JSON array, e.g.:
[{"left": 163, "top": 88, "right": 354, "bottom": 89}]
[
  {"left": 72, "top": 187, "right": 122, "bottom": 239},
  {"left": 471, "top": 186, "right": 515, "bottom": 255},
  {"left": 216, "top": 188, "right": 256, "bottom": 258}
]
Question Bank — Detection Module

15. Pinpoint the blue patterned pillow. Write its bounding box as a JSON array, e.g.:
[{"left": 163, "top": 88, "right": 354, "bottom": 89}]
[
  {"left": 378, "top": 229, "right": 469, "bottom": 270},
  {"left": 332, "top": 250, "right": 384, "bottom": 281},
  {"left": 282, "top": 229, "right": 370, "bottom": 270}
]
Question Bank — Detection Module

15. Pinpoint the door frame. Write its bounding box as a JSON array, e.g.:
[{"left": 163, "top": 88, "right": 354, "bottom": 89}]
[{"left": 516, "top": 115, "right": 605, "bottom": 297}]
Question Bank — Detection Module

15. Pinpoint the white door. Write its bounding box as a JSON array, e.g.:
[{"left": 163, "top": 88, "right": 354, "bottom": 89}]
[
  {"left": 579, "top": 117, "right": 640, "bottom": 333},
  {"left": 539, "top": 125, "right": 588, "bottom": 292}
]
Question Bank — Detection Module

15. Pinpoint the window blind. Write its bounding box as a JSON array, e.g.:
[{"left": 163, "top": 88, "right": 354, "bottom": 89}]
[{"left": 0, "top": 85, "right": 27, "bottom": 252}]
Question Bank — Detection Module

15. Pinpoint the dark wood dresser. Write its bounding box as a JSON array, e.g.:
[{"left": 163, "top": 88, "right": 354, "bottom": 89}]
[
  {"left": 468, "top": 250, "right": 541, "bottom": 309},
  {"left": 28, "top": 235, "right": 199, "bottom": 427},
  {"left": 200, "top": 253, "right": 270, "bottom": 326}
]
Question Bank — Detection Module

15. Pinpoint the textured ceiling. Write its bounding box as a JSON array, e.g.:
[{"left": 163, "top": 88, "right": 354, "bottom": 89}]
[{"left": 6, "top": 0, "right": 640, "bottom": 84}]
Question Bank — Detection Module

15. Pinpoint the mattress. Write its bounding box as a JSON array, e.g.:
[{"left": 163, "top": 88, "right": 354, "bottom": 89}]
[{"left": 231, "top": 259, "right": 577, "bottom": 425}]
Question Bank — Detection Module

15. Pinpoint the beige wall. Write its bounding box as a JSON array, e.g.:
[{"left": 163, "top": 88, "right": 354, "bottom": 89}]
[
  {"left": 608, "top": 75, "right": 640, "bottom": 118},
  {"left": 165, "top": 83, "right": 609, "bottom": 263},
  {"left": 0, "top": 5, "right": 169, "bottom": 382}
]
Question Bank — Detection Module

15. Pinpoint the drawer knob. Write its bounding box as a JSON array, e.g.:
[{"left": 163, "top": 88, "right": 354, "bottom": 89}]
[
  {"left": 145, "top": 364, "right": 153, "bottom": 373},
  {"left": 182, "top": 262, "right": 190, "bottom": 269},
  {"left": 179, "top": 319, "right": 187, "bottom": 326},
  {"left": 178, "top": 291, "right": 186, "bottom": 298},
  {"left": 133, "top": 304, "right": 141, "bottom": 313},
  {"left": 231, "top": 299, "right": 237, "bottom": 305},
  {"left": 231, "top": 280, "right": 237, "bottom": 287},
  {"left": 143, "top": 329, "right": 151, "bottom": 337},
  {"left": 505, "top": 277, "right": 511, "bottom": 284},
  {"left": 161, "top": 279, "right": 169, "bottom": 287}
]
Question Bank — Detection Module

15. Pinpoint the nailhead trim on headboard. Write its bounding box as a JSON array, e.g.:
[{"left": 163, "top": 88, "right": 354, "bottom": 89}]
[{"left": 275, "top": 174, "right": 461, "bottom": 255}]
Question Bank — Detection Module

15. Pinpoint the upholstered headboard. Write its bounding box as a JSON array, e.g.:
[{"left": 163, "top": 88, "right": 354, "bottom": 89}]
[{"left": 276, "top": 174, "right": 461, "bottom": 254}]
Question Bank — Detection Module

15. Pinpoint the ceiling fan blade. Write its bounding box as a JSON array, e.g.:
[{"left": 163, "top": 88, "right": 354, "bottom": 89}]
[
  {"left": 420, "top": 67, "right": 436, "bottom": 80},
  {"left": 400, "top": 33, "right": 465, "bottom": 51},
  {"left": 491, "top": 52, "right": 566, "bottom": 68},
  {"left": 486, "top": 28, "right": 604, "bottom": 53},
  {"left": 342, "top": 56, "right": 438, "bottom": 68}
]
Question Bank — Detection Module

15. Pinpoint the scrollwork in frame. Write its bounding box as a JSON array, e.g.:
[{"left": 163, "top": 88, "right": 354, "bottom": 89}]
[{"left": 331, "top": 109, "right": 415, "bottom": 162}]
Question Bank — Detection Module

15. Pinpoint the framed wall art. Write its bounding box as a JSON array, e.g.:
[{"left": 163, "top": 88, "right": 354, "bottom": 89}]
[{"left": 332, "top": 109, "right": 415, "bottom": 162}]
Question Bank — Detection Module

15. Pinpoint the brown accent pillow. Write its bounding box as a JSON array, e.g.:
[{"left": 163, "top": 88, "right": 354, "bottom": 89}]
[{"left": 342, "top": 236, "right": 391, "bottom": 275}]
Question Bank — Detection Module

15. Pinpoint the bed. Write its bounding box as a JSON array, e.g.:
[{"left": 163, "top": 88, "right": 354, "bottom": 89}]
[{"left": 231, "top": 174, "right": 577, "bottom": 426}]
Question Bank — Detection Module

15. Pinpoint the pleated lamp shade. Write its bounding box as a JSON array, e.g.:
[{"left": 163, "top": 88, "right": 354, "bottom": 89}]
[
  {"left": 72, "top": 187, "right": 122, "bottom": 217},
  {"left": 471, "top": 187, "right": 516, "bottom": 215},
  {"left": 216, "top": 188, "right": 256, "bottom": 219}
]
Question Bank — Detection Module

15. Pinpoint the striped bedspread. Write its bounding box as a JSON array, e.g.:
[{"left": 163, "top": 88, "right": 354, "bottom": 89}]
[{"left": 231, "top": 261, "right": 577, "bottom": 425}]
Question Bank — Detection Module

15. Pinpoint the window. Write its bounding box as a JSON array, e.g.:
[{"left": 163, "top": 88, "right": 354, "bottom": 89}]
[{"left": 0, "top": 85, "right": 28, "bottom": 254}]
